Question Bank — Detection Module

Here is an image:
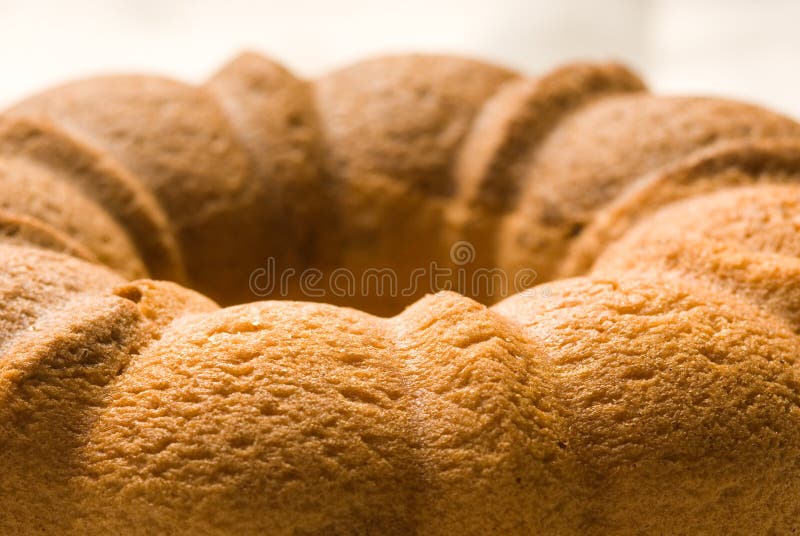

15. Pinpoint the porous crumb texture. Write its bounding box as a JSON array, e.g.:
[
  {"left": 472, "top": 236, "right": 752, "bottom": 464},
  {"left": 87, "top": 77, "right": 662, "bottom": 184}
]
[{"left": 1, "top": 52, "right": 800, "bottom": 534}]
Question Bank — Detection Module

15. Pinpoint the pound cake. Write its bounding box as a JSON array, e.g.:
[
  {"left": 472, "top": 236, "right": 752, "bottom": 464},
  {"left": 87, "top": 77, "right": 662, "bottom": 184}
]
[{"left": 1, "top": 52, "right": 799, "bottom": 534}]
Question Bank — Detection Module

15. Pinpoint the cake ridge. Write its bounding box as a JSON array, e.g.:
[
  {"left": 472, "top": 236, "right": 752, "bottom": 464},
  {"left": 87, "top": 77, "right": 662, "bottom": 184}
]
[
  {"left": 455, "top": 61, "right": 646, "bottom": 214},
  {"left": 0, "top": 116, "right": 185, "bottom": 281},
  {"left": 6, "top": 52, "right": 800, "bottom": 312}
]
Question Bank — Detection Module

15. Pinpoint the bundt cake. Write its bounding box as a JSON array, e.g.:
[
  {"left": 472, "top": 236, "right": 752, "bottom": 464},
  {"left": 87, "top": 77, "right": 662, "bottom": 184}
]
[{"left": 2, "top": 52, "right": 800, "bottom": 534}]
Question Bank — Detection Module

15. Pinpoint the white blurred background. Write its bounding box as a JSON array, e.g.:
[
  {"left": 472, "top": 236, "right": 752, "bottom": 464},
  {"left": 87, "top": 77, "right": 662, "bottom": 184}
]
[{"left": 1, "top": 0, "right": 798, "bottom": 116}]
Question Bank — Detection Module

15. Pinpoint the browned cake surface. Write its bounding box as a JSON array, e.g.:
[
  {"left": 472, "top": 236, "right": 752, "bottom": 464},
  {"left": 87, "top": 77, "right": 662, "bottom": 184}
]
[{"left": 1, "top": 52, "right": 800, "bottom": 534}]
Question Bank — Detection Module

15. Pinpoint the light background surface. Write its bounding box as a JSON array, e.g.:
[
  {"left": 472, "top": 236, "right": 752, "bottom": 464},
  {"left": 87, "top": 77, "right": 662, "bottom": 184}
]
[{"left": 0, "top": 0, "right": 798, "bottom": 116}]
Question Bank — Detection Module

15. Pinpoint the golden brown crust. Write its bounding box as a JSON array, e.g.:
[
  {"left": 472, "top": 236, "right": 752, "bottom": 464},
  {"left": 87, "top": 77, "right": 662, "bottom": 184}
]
[
  {"left": 311, "top": 55, "right": 518, "bottom": 313},
  {"left": 561, "top": 138, "right": 800, "bottom": 277},
  {"left": 0, "top": 117, "right": 184, "bottom": 281},
  {"left": 455, "top": 62, "right": 646, "bottom": 213},
  {"left": 493, "top": 275, "right": 800, "bottom": 533},
  {"left": 497, "top": 95, "right": 800, "bottom": 283},
  {"left": 9, "top": 78, "right": 250, "bottom": 302},
  {"left": 0, "top": 156, "right": 146, "bottom": 277},
  {"left": 3, "top": 245, "right": 799, "bottom": 533},
  {"left": 205, "top": 52, "right": 326, "bottom": 298},
  {"left": 0, "top": 209, "right": 97, "bottom": 263},
  {"left": 2, "top": 53, "right": 800, "bottom": 534},
  {"left": 7, "top": 53, "right": 800, "bottom": 312},
  {"left": 592, "top": 183, "right": 800, "bottom": 331},
  {"left": 0, "top": 243, "right": 125, "bottom": 361}
]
